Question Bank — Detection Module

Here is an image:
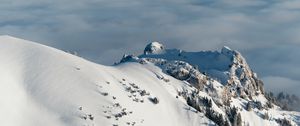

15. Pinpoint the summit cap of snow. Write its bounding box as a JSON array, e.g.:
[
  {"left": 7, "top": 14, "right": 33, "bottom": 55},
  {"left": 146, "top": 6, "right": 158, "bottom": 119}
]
[
  {"left": 144, "top": 41, "right": 164, "bottom": 55},
  {"left": 221, "top": 46, "right": 232, "bottom": 52}
]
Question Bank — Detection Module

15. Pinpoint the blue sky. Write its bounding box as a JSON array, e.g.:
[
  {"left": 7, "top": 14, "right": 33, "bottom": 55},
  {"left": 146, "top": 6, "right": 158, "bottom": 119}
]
[{"left": 1, "top": 0, "right": 300, "bottom": 96}]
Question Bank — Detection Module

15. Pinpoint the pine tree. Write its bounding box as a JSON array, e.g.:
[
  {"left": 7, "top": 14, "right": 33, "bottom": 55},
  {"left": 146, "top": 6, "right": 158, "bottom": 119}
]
[
  {"left": 263, "top": 112, "right": 269, "bottom": 120},
  {"left": 246, "top": 102, "right": 252, "bottom": 111},
  {"left": 236, "top": 113, "right": 242, "bottom": 126},
  {"left": 205, "top": 108, "right": 226, "bottom": 126},
  {"left": 256, "top": 101, "right": 263, "bottom": 110},
  {"left": 266, "top": 101, "right": 273, "bottom": 108},
  {"left": 208, "top": 99, "right": 212, "bottom": 107}
]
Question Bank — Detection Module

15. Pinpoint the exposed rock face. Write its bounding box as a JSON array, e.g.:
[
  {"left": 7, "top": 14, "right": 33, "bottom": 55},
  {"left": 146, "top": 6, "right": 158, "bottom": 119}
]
[
  {"left": 164, "top": 61, "right": 207, "bottom": 90},
  {"left": 119, "top": 54, "right": 208, "bottom": 90},
  {"left": 223, "top": 47, "right": 265, "bottom": 98},
  {"left": 119, "top": 54, "right": 138, "bottom": 63}
]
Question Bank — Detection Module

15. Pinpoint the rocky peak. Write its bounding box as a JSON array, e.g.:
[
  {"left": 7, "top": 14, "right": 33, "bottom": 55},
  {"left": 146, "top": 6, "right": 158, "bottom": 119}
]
[
  {"left": 119, "top": 54, "right": 139, "bottom": 63},
  {"left": 122, "top": 42, "right": 265, "bottom": 98},
  {"left": 224, "top": 48, "right": 265, "bottom": 97},
  {"left": 144, "top": 42, "right": 165, "bottom": 55},
  {"left": 116, "top": 42, "right": 298, "bottom": 126},
  {"left": 221, "top": 46, "right": 237, "bottom": 58}
]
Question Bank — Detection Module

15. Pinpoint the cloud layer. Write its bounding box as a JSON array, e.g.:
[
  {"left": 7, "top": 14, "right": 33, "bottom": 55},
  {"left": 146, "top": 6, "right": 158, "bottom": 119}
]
[
  {"left": 1, "top": 0, "right": 300, "bottom": 95},
  {"left": 263, "top": 76, "right": 300, "bottom": 96}
]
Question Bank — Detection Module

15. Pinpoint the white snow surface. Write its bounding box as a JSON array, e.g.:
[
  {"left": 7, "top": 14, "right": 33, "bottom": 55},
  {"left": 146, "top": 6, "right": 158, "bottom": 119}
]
[
  {"left": 0, "top": 35, "right": 299, "bottom": 126},
  {"left": 0, "top": 36, "right": 213, "bottom": 126}
]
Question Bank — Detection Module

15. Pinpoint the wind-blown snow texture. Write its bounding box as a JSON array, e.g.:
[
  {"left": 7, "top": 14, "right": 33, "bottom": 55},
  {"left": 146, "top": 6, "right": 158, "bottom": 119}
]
[{"left": 0, "top": 36, "right": 299, "bottom": 126}]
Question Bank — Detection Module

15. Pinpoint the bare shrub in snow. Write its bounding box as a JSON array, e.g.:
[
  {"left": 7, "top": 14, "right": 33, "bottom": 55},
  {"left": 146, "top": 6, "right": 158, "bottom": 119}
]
[
  {"left": 88, "top": 114, "right": 94, "bottom": 120},
  {"left": 101, "top": 92, "right": 109, "bottom": 96},
  {"left": 246, "top": 102, "right": 252, "bottom": 111},
  {"left": 149, "top": 97, "right": 159, "bottom": 104},
  {"left": 276, "top": 118, "right": 293, "bottom": 126}
]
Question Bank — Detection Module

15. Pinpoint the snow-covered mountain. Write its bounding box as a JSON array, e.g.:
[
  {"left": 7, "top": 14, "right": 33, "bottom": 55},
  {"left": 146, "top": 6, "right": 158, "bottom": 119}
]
[{"left": 0, "top": 36, "right": 299, "bottom": 126}]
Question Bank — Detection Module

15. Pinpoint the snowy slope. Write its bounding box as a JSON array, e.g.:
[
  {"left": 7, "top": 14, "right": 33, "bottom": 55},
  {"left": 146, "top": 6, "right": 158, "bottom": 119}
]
[
  {"left": 0, "top": 36, "right": 299, "bottom": 126},
  {"left": 120, "top": 41, "right": 300, "bottom": 126},
  {"left": 0, "top": 36, "right": 213, "bottom": 126}
]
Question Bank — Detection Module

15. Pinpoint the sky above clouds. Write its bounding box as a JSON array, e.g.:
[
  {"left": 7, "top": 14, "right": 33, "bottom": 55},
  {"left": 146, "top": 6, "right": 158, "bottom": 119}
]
[{"left": 0, "top": 0, "right": 300, "bottom": 95}]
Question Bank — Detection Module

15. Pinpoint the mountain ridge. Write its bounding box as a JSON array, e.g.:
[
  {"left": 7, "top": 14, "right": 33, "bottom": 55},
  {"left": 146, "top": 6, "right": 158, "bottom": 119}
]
[
  {"left": 121, "top": 41, "right": 264, "bottom": 97},
  {"left": 0, "top": 36, "right": 299, "bottom": 126}
]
